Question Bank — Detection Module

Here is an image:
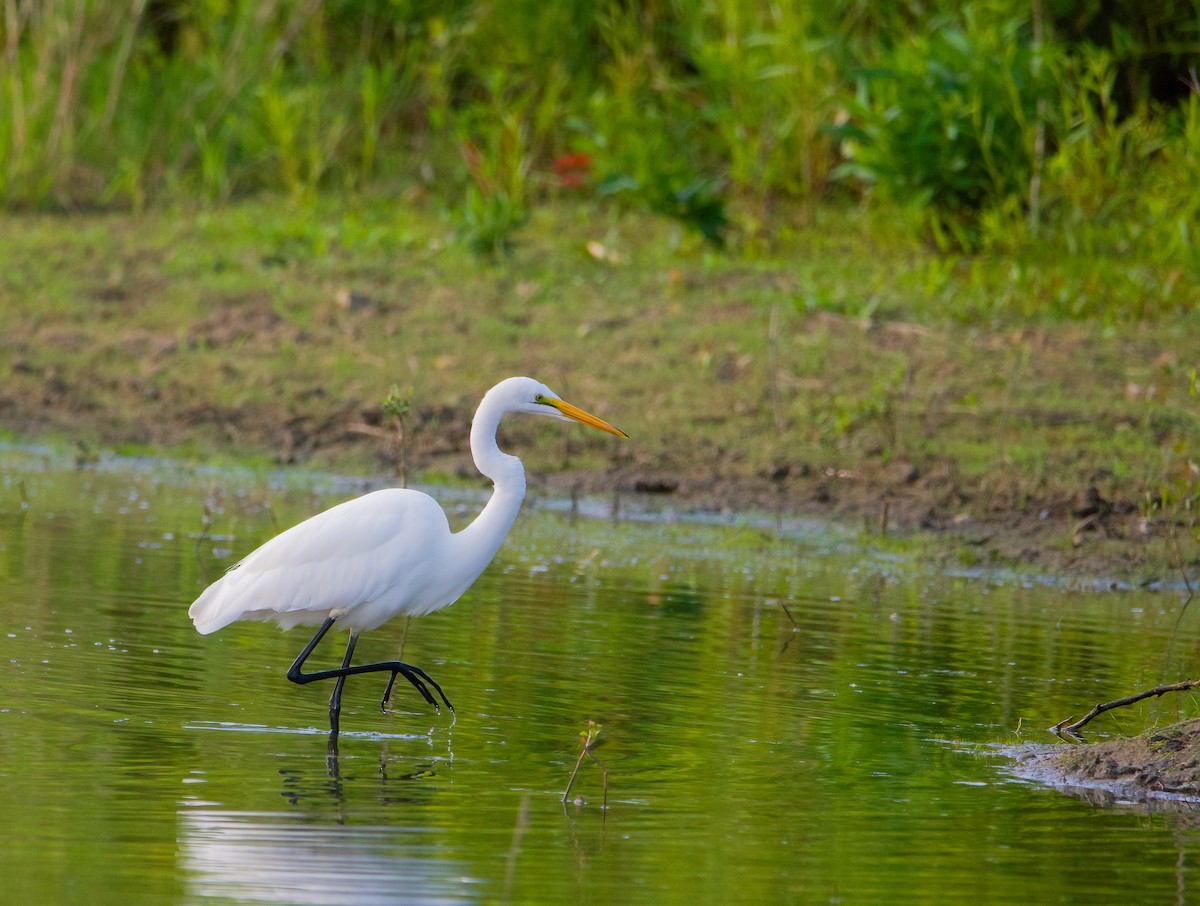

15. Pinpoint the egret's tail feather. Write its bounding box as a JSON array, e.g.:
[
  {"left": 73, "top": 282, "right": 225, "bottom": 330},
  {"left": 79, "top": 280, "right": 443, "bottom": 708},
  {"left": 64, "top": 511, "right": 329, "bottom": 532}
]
[{"left": 188, "top": 582, "right": 239, "bottom": 635}]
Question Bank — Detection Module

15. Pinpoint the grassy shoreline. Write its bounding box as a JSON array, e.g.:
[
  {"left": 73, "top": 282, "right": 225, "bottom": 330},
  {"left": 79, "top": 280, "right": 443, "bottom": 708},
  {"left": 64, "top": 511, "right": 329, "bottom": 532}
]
[{"left": 1, "top": 196, "right": 1198, "bottom": 580}]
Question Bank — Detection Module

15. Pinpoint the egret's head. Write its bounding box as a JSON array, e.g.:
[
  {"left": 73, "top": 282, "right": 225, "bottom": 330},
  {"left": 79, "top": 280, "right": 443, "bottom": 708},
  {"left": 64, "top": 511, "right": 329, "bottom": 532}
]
[{"left": 492, "top": 376, "right": 628, "bottom": 437}]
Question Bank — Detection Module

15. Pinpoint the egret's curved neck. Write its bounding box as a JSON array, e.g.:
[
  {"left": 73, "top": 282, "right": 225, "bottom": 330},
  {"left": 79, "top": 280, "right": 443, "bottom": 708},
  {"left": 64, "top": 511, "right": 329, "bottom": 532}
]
[{"left": 454, "top": 394, "right": 527, "bottom": 568}]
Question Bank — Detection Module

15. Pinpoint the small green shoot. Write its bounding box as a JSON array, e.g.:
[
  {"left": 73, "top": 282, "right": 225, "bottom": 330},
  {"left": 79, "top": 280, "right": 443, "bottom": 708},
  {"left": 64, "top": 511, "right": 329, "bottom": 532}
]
[{"left": 381, "top": 385, "right": 414, "bottom": 487}]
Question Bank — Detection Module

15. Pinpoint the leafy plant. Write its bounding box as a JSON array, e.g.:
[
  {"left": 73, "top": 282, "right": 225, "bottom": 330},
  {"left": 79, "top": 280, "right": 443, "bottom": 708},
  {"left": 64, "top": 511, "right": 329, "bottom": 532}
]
[
  {"left": 838, "top": 11, "right": 1053, "bottom": 250},
  {"left": 447, "top": 71, "right": 533, "bottom": 257},
  {"left": 681, "top": 0, "right": 839, "bottom": 223},
  {"left": 0, "top": 0, "right": 1197, "bottom": 273},
  {"left": 1043, "top": 50, "right": 1199, "bottom": 262}
]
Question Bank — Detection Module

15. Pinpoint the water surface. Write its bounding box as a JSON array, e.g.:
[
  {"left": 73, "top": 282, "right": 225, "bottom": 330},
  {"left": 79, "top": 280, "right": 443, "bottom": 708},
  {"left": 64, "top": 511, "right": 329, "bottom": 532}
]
[{"left": 2, "top": 445, "right": 1198, "bottom": 905}]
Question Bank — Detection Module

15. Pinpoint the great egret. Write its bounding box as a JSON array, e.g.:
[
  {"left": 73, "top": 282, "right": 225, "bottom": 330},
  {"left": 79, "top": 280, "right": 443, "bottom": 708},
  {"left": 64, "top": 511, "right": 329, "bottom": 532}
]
[{"left": 188, "top": 376, "right": 627, "bottom": 732}]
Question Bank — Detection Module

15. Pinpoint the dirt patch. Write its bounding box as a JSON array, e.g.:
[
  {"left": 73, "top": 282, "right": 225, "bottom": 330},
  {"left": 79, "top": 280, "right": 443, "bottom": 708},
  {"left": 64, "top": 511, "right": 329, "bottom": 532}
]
[
  {"left": 555, "top": 457, "right": 1174, "bottom": 582},
  {"left": 186, "top": 294, "right": 302, "bottom": 348}
]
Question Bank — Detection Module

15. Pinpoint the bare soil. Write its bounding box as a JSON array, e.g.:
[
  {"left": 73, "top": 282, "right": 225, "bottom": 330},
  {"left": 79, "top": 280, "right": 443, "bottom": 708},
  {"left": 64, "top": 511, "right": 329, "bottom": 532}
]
[{"left": 0, "top": 364, "right": 1168, "bottom": 581}]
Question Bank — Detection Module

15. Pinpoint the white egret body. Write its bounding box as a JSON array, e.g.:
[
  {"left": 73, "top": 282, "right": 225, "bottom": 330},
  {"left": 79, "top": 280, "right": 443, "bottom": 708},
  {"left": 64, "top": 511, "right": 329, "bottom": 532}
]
[{"left": 187, "top": 376, "right": 626, "bottom": 731}]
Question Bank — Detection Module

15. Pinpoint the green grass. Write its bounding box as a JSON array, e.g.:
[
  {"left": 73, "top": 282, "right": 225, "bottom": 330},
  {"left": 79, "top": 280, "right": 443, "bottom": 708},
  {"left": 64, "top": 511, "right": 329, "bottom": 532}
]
[{"left": 1, "top": 194, "right": 1197, "bottom": 539}]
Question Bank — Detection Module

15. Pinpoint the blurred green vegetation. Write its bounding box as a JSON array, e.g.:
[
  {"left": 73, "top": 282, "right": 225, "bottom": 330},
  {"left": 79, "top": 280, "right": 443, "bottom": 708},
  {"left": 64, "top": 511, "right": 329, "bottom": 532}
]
[{"left": 1, "top": 0, "right": 1197, "bottom": 257}]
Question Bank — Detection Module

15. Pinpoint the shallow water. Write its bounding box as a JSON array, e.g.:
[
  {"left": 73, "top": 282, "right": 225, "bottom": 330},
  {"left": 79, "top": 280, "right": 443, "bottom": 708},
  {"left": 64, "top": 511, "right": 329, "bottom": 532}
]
[{"left": 3, "top": 445, "right": 1200, "bottom": 905}]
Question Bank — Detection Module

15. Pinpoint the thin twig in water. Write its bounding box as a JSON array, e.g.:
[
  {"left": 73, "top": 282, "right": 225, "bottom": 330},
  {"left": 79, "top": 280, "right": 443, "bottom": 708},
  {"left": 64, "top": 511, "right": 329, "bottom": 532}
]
[
  {"left": 194, "top": 488, "right": 216, "bottom": 556},
  {"left": 780, "top": 602, "right": 801, "bottom": 654},
  {"left": 1161, "top": 530, "right": 1197, "bottom": 672},
  {"left": 384, "top": 615, "right": 412, "bottom": 708},
  {"left": 562, "top": 721, "right": 607, "bottom": 810},
  {"left": 1050, "top": 679, "right": 1200, "bottom": 738},
  {"left": 1170, "top": 532, "right": 1196, "bottom": 636}
]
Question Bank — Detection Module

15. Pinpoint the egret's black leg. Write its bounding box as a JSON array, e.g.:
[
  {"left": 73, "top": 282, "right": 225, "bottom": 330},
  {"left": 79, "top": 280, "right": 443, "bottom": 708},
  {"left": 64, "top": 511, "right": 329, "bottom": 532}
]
[
  {"left": 329, "top": 633, "right": 358, "bottom": 712},
  {"left": 287, "top": 616, "right": 455, "bottom": 727},
  {"left": 327, "top": 633, "right": 358, "bottom": 733},
  {"left": 287, "top": 616, "right": 339, "bottom": 683}
]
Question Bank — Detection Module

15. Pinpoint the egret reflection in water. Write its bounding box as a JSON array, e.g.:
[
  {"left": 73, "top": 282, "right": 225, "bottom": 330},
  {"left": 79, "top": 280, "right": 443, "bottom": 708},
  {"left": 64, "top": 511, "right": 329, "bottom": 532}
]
[{"left": 179, "top": 809, "right": 479, "bottom": 905}]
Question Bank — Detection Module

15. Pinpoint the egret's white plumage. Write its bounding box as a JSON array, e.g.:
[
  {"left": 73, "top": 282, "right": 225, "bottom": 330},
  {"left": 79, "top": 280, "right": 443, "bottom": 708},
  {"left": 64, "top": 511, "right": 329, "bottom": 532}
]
[
  {"left": 189, "top": 488, "right": 462, "bottom": 634},
  {"left": 187, "top": 376, "right": 626, "bottom": 729}
]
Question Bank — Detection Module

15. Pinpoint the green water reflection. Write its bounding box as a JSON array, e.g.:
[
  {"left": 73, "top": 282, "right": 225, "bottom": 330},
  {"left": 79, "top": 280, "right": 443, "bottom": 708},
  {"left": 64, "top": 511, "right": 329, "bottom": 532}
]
[{"left": 2, "top": 446, "right": 1199, "bottom": 905}]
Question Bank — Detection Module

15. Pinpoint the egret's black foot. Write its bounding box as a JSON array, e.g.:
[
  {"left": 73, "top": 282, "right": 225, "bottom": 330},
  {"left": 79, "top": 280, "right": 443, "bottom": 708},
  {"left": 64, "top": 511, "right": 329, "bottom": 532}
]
[
  {"left": 382, "top": 663, "right": 455, "bottom": 715},
  {"left": 288, "top": 617, "right": 454, "bottom": 722}
]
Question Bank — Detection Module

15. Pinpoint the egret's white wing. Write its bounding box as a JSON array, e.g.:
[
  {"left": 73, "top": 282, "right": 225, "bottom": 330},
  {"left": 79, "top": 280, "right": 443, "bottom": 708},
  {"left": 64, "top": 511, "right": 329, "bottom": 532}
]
[{"left": 188, "top": 489, "right": 452, "bottom": 634}]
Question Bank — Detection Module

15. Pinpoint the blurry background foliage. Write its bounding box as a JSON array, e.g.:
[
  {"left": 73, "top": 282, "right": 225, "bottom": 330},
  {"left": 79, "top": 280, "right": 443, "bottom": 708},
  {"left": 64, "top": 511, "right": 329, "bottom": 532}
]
[{"left": 0, "top": 0, "right": 1197, "bottom": 254}]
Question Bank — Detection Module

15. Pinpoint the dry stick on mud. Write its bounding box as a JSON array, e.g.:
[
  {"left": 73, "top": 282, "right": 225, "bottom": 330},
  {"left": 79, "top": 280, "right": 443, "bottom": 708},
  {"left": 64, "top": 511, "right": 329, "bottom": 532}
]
[{"left": 1051, "top": 679, "right": 1200, "bottom": 738}]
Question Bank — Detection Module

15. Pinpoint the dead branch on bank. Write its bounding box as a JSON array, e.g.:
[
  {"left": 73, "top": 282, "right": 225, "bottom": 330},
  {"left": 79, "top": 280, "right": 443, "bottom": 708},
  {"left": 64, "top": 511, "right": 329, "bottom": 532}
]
[{"left": 1050, "top": 679, "right": 1200, "bottom": 740}]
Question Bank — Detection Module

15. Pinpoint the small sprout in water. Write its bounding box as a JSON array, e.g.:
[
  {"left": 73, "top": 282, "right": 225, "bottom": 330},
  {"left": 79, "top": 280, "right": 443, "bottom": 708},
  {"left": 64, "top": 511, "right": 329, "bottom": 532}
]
[
  {"left": 580, "top": 720, "right": 601, "bottom": 749},
  {"left": 381, "top": 385, "right": 415, "bottom": 487},
  {"left": 74, "top": 440, "right": 99, "bottom": 469},
  {"left": 562, "top": 720, "right": 608, "bottom": 810},
  {"left": 381, "top": 384, "right": 413, "bottom": 420}
]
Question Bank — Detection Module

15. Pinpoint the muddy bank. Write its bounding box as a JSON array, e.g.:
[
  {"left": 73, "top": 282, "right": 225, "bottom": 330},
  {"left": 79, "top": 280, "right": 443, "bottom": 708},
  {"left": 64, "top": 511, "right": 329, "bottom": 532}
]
[
  {"left": 0, "top": 370, "right": 1189, "bottom": 583},
  {"left": 1011, "top": 719, "right": 1200, "bottom": 808}
]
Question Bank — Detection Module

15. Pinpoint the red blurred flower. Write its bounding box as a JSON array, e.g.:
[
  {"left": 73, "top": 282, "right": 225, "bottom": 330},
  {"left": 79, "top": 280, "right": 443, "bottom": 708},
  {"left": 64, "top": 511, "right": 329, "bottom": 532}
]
[{"left": 552, "top": 152, "right": 592, "bottom": 189}]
